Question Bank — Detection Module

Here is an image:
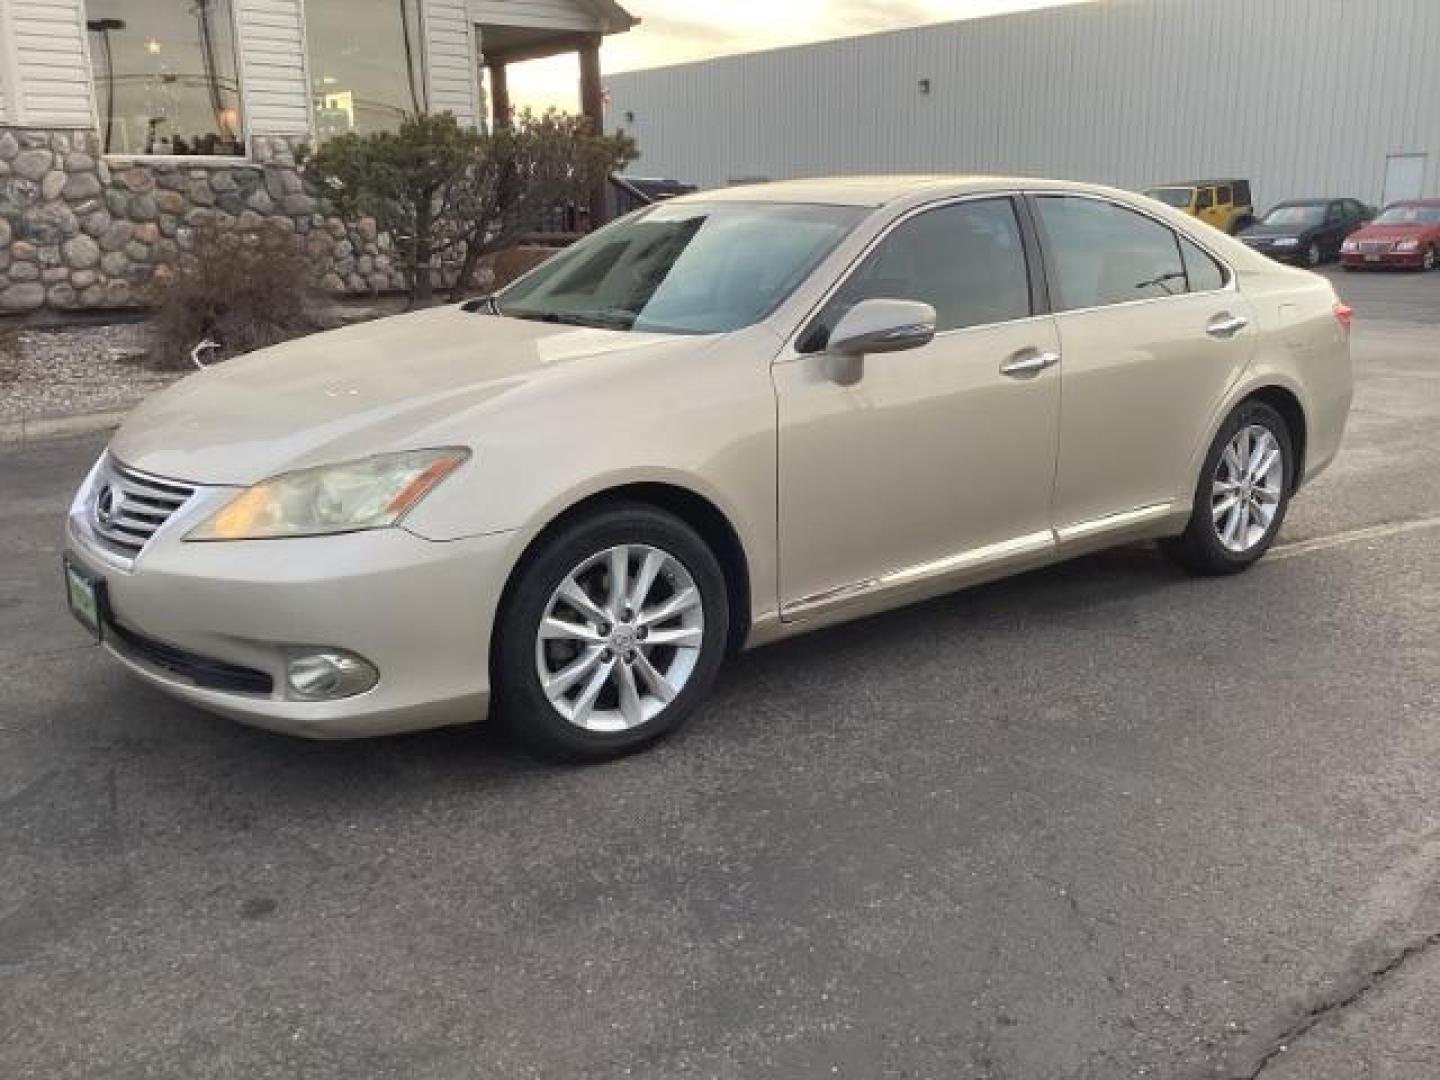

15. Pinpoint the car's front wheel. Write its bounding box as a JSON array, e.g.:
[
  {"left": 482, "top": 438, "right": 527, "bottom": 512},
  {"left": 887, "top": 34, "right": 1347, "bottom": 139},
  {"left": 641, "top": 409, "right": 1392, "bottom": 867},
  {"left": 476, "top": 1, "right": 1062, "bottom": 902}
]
[
  {"left": 1162, "top": 401, "right": 1294, "bottom": 576},
  {"left": 1305, "top": 242, "right": 1323, "bottom": 267},
  {"left": 493, "top": 504, "right": 730, "bottom": 761}
]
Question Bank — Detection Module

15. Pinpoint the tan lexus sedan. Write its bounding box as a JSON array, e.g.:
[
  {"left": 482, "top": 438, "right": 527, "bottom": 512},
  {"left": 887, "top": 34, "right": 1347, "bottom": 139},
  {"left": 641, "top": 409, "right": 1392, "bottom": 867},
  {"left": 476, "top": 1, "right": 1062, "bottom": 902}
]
[{"left": 64, "top": 177, "right": 1353, "bottom": 759}]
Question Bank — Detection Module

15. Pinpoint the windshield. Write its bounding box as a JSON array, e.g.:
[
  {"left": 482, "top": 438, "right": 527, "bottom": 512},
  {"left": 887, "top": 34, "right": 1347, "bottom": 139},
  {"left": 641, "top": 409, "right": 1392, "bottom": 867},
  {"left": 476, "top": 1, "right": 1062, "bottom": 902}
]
[
  {"left": 1262, "top": 204, "right": 1325, "bottom": 226},
  {"left": 1145, "top": 187, "right": 1194, "bottom": 209},
  {"left": 1374, "top": 204, "right": 1440, "bottom": 225},
  {"left": 497, "top": 202, "right": 867, "bottom": 334}
]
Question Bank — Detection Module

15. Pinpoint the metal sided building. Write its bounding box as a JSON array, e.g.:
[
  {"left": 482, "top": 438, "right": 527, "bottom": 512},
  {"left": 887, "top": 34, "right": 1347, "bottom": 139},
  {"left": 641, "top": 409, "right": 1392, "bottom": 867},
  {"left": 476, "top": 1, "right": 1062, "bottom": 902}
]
[{"left": 606, "top": 0, "right": 1440, "bottom": 211}]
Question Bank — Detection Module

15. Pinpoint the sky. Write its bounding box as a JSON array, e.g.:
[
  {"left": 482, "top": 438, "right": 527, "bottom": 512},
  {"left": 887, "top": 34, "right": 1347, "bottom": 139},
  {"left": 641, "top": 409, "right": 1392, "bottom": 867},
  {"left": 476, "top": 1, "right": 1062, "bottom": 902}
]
[{"left": 504, "top": 0, "right": 1094, "bottom": 110}]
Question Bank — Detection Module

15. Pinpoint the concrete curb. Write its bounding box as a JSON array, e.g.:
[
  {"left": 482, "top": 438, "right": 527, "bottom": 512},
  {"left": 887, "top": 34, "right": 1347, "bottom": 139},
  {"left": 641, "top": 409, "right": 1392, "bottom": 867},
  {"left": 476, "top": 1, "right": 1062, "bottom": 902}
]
[{"left": 0, "top": 408, "right": 128, "bottom": 447}]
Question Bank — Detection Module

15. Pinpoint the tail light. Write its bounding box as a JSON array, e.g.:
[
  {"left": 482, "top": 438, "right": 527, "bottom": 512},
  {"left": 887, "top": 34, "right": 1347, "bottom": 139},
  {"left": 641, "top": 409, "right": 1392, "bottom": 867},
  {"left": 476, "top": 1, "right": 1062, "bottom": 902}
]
[{"left": 1333, "top": 302, "right": 1354, "bottom": 331}]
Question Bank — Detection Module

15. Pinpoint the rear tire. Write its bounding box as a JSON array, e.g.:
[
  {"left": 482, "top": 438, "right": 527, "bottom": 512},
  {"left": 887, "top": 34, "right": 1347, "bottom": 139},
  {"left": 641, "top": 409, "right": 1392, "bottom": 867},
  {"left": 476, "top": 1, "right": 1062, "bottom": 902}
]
[
  {"left": 1423, "top": 246, "right": 1438, "bottom": 273},
  {"left": 493, "top": 504, "right": 730, "bottom": 762},
  {"left": 1161, "top": 401, "right": 1295, "bottom": 576}
]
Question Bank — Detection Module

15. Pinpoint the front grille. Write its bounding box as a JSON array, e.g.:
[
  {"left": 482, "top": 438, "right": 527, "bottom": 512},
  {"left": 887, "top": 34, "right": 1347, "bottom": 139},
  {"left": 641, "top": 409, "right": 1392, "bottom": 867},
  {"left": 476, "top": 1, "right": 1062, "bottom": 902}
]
[
  {"left": 90, "top": 456, "right": 197, "bottom": 560},
  {"left": 106, "top": 618, "right": 275, "bottom": 695},
  {"left": 1360, "top": 240, "right": 1394, "bottom": 254}
]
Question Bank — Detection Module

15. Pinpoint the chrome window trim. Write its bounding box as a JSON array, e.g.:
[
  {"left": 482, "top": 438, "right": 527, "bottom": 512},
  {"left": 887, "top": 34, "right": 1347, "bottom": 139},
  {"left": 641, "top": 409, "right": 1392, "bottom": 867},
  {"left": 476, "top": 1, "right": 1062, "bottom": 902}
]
[
  {"left": 1024, "top": 189, "right": 1240, "bottom": 318},
  {"left": 779, "top": 187, "right": 1241, "bottom": 361}
]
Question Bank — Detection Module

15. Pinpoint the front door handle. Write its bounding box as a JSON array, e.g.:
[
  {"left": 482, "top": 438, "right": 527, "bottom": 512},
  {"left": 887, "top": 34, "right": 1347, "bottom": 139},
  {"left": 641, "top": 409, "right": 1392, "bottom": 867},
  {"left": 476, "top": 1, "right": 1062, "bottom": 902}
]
[
  {"left": 1000, "top": 349, "right": 1061, "bottom": 378},
  {"left": 1206, "top": 313, "right": 1250, "bottom": 339}
]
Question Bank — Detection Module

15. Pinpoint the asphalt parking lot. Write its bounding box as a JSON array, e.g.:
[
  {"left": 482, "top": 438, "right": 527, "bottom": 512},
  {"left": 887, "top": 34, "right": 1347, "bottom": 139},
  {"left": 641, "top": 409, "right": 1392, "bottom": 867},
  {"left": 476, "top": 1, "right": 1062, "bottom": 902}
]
[{"left": 3, "top": 266, "right": 1438, "bottom": 1080}]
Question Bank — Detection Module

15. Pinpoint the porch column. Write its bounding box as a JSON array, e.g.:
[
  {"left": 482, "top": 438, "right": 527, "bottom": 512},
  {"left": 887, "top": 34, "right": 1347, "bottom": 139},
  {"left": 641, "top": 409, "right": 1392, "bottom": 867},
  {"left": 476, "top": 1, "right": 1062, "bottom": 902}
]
[
  {"left": 488, "top": 61, "right": 511, "bottom": 129},
  {"left": 578, "top": 34, "right": 608, "bottom": 227}
]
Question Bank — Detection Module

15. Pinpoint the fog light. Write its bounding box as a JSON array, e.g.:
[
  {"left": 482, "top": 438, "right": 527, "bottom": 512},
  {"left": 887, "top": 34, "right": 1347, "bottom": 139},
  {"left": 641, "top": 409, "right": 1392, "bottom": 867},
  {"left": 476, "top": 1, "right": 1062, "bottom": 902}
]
[{"left": 286, "top": 650, "right": 379, "bottom": 701}]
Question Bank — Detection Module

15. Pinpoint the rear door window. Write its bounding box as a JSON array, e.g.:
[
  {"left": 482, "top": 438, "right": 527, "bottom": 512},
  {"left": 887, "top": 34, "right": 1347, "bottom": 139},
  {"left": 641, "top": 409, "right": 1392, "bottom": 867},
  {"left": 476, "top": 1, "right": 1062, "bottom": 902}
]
[{"left": 1034, "top": 196, "right": 1190, "bottom": 311}]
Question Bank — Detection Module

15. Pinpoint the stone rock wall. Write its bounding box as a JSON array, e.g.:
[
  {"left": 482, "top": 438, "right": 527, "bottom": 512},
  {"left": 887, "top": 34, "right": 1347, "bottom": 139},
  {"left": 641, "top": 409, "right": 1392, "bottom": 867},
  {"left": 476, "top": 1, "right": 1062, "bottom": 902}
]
[{"left": 0, "top": 128, "right": 413, "bottom": 314}]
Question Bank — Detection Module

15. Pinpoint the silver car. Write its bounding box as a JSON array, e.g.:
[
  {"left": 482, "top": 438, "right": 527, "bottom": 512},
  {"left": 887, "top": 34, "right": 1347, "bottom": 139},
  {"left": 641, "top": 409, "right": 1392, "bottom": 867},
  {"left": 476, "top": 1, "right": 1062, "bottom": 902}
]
[{"left": 64, "top": 177, "right": 1354, "bottom": 759}]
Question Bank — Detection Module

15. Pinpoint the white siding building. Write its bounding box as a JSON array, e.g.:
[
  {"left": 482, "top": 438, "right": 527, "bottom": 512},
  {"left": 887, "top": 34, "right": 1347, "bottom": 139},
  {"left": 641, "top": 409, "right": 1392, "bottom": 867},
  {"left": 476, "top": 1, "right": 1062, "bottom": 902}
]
[
  {"left": 0, "top": 0, "right": 635, "bottom": 311},
  {"left": 608, "top": 0, "right": 1440, "bottom": 211}
]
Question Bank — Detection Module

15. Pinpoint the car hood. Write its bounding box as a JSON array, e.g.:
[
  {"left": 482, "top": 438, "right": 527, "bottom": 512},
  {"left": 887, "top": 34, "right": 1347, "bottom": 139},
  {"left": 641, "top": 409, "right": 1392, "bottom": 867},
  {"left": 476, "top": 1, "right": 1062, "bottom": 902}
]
[
  {"left": 110, "top": 306, "right": 704, "bottom": 485},
  {"left": 1243, "top": 222, "right": 1317, "bottom": 239},
  {"left": 1351, "top": 223, "right": 1437, "bottom": 241}
]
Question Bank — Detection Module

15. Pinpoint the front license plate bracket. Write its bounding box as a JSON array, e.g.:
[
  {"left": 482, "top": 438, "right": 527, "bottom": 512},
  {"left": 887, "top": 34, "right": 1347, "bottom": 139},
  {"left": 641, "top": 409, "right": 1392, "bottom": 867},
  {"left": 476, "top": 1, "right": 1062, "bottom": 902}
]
[{"left": 63, "top": 557, "right": 105, "bottom": 643}]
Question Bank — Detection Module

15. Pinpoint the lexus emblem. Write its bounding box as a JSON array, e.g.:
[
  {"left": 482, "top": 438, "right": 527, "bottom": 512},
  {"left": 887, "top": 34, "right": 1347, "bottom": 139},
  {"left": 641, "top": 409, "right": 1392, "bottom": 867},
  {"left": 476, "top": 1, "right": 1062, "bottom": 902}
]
[{"left": 95, "top": 485, "right": 124, "bottom": 528}]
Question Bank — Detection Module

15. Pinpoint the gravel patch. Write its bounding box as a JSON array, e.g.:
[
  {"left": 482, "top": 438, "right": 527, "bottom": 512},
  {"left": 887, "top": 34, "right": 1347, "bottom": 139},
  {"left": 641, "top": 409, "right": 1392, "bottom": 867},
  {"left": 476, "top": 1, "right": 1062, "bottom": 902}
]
[
  {"left": 0, "top": 299, "right": 409, "bottom": 425},
  {"left": 0, "top": 322, "right": 177, "bottom": 422}
]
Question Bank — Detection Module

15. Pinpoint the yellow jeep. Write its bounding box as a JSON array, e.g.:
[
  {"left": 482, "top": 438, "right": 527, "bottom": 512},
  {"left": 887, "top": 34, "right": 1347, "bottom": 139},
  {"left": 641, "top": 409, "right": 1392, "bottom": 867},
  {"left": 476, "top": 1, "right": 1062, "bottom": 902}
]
[{"left": 1144, "top": 179, "right": 1255, "bottom": 234}]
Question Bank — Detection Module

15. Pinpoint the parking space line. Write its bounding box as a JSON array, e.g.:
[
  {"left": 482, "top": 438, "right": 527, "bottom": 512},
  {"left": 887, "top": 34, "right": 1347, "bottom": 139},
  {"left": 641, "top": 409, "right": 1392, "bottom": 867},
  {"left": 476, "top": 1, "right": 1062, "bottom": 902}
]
[{"left": 1270, "top": 515, "right": 1440, "bottom": 561}]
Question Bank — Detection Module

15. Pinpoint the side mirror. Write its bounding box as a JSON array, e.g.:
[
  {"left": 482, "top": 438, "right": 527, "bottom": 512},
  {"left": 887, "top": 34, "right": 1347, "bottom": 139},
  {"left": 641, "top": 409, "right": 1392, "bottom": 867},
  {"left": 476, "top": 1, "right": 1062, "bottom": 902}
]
[{"left": 827, "top": 299, "right": 937, "bottom": 357}]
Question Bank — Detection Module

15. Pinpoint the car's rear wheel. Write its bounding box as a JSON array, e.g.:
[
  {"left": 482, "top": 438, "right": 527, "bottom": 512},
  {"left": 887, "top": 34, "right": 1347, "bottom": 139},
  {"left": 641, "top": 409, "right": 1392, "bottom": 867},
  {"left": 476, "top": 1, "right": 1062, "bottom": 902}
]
[
  {"left": 1161, "top": 401, "right": 1294, "bottom": 576},
  {"left": 1423, "top": 246, "right": 1438, "bottom": 272},
  {"left": 494, "top": 504, "right": 729, "bottom": 761}
]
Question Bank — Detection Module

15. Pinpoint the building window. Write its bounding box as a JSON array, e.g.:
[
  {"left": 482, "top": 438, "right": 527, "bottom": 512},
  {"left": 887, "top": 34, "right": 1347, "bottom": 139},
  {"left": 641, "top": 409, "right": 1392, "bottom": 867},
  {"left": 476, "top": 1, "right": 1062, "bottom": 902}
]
[
  {"left": 306, "top": 0, "right": 426, "bottom": 142},
  {"left": 85, "top": 0, "right": 244, "bottom": 157}
]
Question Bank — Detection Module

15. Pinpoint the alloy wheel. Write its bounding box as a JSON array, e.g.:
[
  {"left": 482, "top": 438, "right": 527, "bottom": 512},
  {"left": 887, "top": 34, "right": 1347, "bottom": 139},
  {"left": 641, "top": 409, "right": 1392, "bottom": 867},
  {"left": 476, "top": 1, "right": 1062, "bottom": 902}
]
[
  {"left": 535, "top": 544, "right": 705, "bottom": 733},
  {"left": 1211, "top": 425, "right": 1284, "bottom": 553},
  {"left": 1425, "top": 247, "right": 1437, "bottom": 272},
  {"left": 1307, "top": 243, "right": 1321, "bottom": 267}
]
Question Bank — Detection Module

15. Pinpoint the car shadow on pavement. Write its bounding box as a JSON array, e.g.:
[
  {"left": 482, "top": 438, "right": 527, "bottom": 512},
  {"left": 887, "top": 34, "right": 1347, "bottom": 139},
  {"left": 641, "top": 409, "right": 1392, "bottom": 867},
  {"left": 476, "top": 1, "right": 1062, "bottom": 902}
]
[{"left": 57, "top": 541, "right": 1193, "bottom": 793}]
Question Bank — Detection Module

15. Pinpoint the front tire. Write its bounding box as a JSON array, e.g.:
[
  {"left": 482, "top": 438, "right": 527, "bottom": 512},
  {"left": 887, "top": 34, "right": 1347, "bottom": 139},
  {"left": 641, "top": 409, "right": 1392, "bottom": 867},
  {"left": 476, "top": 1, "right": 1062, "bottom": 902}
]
[
  {"left": 493, "top": 504, "right": 730, "bottom": 761},
  {"left": 1305, "top": 242, "right": 1323, "bottom": 267},
  {"left": 1161, "top": 401, "right": 1294, "bottom": 576}
]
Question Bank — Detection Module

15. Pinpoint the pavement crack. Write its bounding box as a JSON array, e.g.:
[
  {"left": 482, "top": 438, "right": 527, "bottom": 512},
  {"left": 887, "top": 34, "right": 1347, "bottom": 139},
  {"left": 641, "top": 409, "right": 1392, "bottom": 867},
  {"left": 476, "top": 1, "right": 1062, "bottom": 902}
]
[{"left": 1232, "top": 927, "right": 1440, "bottom": 1079}]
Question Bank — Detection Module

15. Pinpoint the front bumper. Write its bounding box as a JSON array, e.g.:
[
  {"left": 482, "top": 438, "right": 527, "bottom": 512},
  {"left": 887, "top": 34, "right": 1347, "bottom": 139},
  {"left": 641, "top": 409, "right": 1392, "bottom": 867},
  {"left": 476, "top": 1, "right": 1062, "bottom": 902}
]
[
  {"left": 66, "top": 507, "right": 519, "bottom": 739},
  {"left": 1340, "top": 251, "right": 1427, "bottom": 269},
  {"left": 1241, "top": 240, "right": 1307, "bottom": 263}
]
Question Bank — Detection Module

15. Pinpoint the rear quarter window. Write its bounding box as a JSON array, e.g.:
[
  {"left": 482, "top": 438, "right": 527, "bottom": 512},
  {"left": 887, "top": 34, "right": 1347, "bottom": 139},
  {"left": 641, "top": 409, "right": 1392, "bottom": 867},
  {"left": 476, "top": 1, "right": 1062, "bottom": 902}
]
[{"left": 1181, "top": 236, "right": 1227, "bottom": 292}]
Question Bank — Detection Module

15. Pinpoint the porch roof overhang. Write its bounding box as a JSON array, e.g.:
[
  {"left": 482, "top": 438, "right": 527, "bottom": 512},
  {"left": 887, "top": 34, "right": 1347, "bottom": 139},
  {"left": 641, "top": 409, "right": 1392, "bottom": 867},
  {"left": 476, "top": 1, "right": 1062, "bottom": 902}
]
[{"left": 472, "top": 0, "right": 638, "bottom": 66}]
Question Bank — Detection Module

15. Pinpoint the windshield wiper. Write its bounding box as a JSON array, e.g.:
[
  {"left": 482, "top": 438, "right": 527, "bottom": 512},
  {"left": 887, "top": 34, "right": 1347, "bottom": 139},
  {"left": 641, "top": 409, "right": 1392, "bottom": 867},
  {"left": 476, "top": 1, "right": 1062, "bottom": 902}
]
[
  {"left": 536, "top": 309, "right": 637, "bottom": 330},
  {"left": 459, "top": 294, "right": 499, "bottom": 315},
  {"left": 488, "top": 305, "right": 638, "bottom": 330}
]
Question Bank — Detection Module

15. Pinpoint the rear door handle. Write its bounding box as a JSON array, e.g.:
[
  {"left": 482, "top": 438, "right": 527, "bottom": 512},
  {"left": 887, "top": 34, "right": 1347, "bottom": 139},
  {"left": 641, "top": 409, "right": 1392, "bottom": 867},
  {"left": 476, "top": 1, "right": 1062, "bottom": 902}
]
[
  {"left": 1206, "top": 313, "right": 1250, "bottom": 339},
  {"left": 1000, "top": 349, "right": 1061, "bottom": 378}
]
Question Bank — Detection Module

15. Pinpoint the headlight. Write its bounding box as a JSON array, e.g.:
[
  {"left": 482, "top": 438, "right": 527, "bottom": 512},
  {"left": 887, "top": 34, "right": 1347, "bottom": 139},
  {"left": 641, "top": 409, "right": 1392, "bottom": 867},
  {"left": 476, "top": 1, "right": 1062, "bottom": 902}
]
[
  {"left": 187, "top": 448, "right": 470, "bottom": 541},
  {"left": 1272, "top": 238, "right": 1300, "bottom": 247},
  {"left": 1396, "top": 239, "right": 1420, "bottom": 253}
]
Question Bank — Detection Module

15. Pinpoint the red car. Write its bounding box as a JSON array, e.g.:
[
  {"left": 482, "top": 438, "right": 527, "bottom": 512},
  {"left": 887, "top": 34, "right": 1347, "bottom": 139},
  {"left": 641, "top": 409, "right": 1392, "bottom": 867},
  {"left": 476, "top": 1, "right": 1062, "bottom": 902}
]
[{"left": 1340, "top": 199, "right": 1440, "bottom": 271}]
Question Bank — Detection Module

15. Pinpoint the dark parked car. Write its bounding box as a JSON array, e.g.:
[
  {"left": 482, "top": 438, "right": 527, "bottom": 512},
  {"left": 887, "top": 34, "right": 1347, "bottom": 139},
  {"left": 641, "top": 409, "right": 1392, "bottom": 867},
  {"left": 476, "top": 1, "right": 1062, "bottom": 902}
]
[
  {"left": 1239, "top": 198, "right": 1372, "bottom": 266},
  {"left": 1340, "top": 200, "right": 1440, "bottom": 272}
]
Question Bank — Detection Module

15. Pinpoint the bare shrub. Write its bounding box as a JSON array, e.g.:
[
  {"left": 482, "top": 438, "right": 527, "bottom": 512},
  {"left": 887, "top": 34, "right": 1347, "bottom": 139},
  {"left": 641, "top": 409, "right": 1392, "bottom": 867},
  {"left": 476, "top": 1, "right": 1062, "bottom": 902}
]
[{"left": 146, "top": 223, "right": 322, "bottom": 370}]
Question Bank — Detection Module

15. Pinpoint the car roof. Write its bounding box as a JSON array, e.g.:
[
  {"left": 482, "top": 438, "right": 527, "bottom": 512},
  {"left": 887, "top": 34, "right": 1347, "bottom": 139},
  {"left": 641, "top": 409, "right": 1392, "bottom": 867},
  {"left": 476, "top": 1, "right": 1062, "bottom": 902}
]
[
  {"left": 667, "top": 175, "right": 1135, "bottom": 209},
  {"left": 1272, "top": 198, "right": 1332, "bottom": 206}
]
